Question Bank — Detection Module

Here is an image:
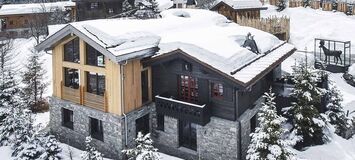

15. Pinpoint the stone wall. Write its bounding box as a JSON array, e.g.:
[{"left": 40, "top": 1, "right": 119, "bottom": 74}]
[{"left": 49, "top": 97, "right": 124, "bottom": 159}]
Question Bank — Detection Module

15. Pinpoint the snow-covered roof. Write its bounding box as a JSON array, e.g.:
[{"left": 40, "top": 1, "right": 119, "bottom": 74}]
[
  {"left": 212, "top": 0, "right": 266, "bottom": 10},
  {"left": 0, "top": 1, "right": 75, "bottom": 16},
  {"left": 38, "top": 9, "right": 295, "bottom": 86}
]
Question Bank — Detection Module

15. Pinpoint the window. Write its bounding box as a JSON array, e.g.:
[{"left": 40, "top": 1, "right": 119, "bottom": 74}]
[
  {"left": 141, "top": 70, "right": 149, "bottom": 104},
  {"left": 90, "top": 2, "right": 99, "bottom": 9},
  {"left": 250, "top": 114, "right": 257, "bottom": 133},
  {"left": 24, "top": 19, "right": 28, "bottom": 25},
  {"left": 136, "top": 114, "right": 150, "bottom": 136},
  {"left": 90, "top": 117, "right": 104, "bottom": 141},
  {"left": 64, "top": 38, "right": 80, "bottom": 63},
  {"left": 177, "top": 3, "right": 183, "bottom": 8},
  {"left": 86, "top": 44, "right": 105, "bottom": 67},
  {"left": 157, "top": 114, "right": 164, "bottom": 131},
  {"left": 86, "top": 72, "right": 105, "bottom": 96},
  {"left": 62, "top": 108, "right": 73, "bottom": 129},
  {"left": 179, "top": 75, "right": 198, "bottom": 102},
  {"left": 64, "top": 68, "right": 79, "bottom": 89},
  {"left": 182, "top": 62, "right": 192, "bottom": 72},
  {"left": 9, "top": 20, "right": 13, "bottom": 25},
  {"left": 211, "top": 83, "right": 223, "bottom": 98}
]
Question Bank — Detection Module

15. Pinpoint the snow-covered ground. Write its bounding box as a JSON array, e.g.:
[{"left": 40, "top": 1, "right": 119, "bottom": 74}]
[{"left": 262, "top": 5, "right": 355, "bottom": 160}]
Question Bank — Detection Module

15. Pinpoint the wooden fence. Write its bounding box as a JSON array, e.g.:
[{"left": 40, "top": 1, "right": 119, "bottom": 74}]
[
  {"left": 238, "top": 16, "right": 290, "bottom": 41},
  {"left": 287, "top": 0, "right": 355, "bottom": 15}
]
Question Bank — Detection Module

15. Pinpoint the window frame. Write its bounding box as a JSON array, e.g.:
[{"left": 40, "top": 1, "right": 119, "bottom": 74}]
[
  {"left": 86, "top": 44, "right": 105, "bottom": 67},
  {"left": 63, "top": 38, "right": 80, "bottom": 63},
  {"left": 64, "top": 67, "right": 80, "bottom": 89},
  {"left": 62, "top": 108, "right": 74, "bottom": 129},
  {"left": 211, "top": 82, "right": 223, "bottom": 99},
  {"left": 157, "top": 114, "right": 164, "bottom": 131},
  {"left": 90, "top": 117, "right": 104, "bottom": 141},
  {"left": 86, "top": 72, "right": 105, "bottom": 96}
]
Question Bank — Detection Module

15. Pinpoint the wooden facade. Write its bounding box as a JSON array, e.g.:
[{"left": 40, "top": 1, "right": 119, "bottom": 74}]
[
  {"left": 74, "top": 0, "right": 123, "bottom": 21},
  {"left": 52, "top": 36, "right": 152, "bottom": 116},
  {"left": 145, "top": 50, "right": 275, "bottom": 122},
  {"left": 212, "top": 3, "right": 261, "bottom": 23}
]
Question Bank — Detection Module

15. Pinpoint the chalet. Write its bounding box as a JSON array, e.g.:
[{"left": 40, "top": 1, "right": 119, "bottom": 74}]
[
  {"left": 210, "top": 0, "right": 267, "bottom": 22},
  {"left": 0, "top": 1, "right": 76, "bottom": 37},
  {"left": 73, "top": 0, "right": 124, "bottom": 21},
  {"left": 35, "top": 9, "right": 296, "bottom": 160},
  {"left": 172, "top": 0, "right": 197, "bottom": 8}
]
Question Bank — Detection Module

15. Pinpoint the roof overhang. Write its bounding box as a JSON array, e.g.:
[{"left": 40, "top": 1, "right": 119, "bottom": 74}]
[
  {"left": 210, "top": 1, "right": 267, "bottom": 11},
  {"left": 35, "top": 24, "right": 158, "bottom": 63}
]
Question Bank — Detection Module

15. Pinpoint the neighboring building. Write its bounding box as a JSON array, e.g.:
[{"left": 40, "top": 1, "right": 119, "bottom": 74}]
[
  {"left": 73, "top": 0, "right": 124, "bottom": 21},
  {"left": 172, "top": 0, "right": 196, "bottom": 8},
  {"left": 210, "top": 0, "right": 267, "bottom": 22},
  {"left": 35, "top": 9, "right": 296, "bottom": 160},
  {"left": 0, "top": 1, "right": 76, "bottom": 37}
]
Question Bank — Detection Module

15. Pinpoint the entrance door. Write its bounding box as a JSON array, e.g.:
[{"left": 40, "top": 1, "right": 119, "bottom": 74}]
[
  {"left": 179, "top": 120, "right": 197, "bottom": 151},
  {"left": 136, "top": 114, "right": 150, "bottom": 136},
  {"left": 179, "top": 75, "right": 198, "bottom": 102}
]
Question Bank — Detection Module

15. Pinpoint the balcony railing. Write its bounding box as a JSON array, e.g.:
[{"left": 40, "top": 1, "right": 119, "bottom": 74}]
[
  {"left": 61, "top": 82, "right": 107, "bottom": 112},
  {"left": 155, "top": 94, "right": 211, "bottom": 126}
]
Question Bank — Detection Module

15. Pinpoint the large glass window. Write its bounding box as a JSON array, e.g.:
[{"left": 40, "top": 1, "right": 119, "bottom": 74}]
[
  {"left": 64, "top": 38, "right": 80, "bottom": 63},
  {"left": 90, "top": 117, "right": 104, "bottom": 141},
  {"left": 86, "top": 72, "right": 105, "bottom": 96},
  {"left": 62, "top": 108, "right": 73, "bottom": 129},
  {"left": 64, "top": 68, "right": 79, "bottom": 89},
  {"left": 86, "top": 45, "right": 105, "bottom": 67}
]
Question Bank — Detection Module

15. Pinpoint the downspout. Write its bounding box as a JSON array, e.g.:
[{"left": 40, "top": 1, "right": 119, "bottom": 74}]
[
  {"left": 120, "top": 60, "right": 128, "bottom": 146},
  {"left": 235, "top": 87, "right": 242, "bottom": 160}
]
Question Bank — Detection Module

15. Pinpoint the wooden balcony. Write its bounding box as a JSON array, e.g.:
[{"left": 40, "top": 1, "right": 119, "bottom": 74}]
[
  {"left": 61, "top": 83, "right": 107, "bottom": 112},
  {"left": 155, "top": 94, "right": 211, "bottom": 126}
]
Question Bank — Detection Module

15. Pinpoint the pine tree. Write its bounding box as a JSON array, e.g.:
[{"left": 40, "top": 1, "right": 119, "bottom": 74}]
[
  {"left": 17, "top": 133, "right": 44, "bottom": 160},
  {"left": 0, "top": 39, "right": 19, "bottom": 108},
  {"left": 326, "top": 85, "right": 351, "bottom": 137},
  {"left": 247, "top": 89, "right": 295, "bottom": 160},
  {"left": 122, "top": 0, "right": 134, "bottom": 13},
  {"left": 21, "top": 49, "right": 48, "bottom": 112},
  {"left": 40, "top": 135, "right": 62, "bottom": 160},
  {"left": 122, "top": 132, "right": 160, "bottom": 160},
  {"left": 276, "top": 0, "right": 286, "bottom": 12},
  {"left": 11, "top": 109, "right": 34, "bottom": 156},
  {"left": 290, "top": 63, "right": 328, "bottom": 149},
  {"left": 149, "top": 0, "right": 160, "bottom": 14},
  {"left": 81, "top": 136, "right": 104, "bottom": 160}
]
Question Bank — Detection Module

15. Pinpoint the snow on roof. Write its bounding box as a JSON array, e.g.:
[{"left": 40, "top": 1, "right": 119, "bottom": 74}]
[
  {"left": 216, "top": 0, "right": 264, "bottom": 10},
  {"left": 156, "top": 0, "right": 174, "bottom": 11},
  {"left": 0, "top": 1, "right": 75, "bottom": 16},
  {"left": 42, "top": 9, "right": 294, "bottom": 85}
]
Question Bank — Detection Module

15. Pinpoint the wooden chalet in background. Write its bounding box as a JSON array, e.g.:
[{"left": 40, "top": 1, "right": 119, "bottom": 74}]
[
  {"left": 73, "top": 0, "right": 123, "bottom": 21},
  {"left": 210, "top": 0, "right": 267, "bottom": 22},
  {"left": 0, "top": 1, "right": 76, "bottom": 38}
]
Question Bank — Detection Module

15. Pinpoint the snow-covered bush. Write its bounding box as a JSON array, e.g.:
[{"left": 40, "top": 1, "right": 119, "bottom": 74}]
[
  {"left": 289, "top": 63, "right": 328, "bottom": 149},
  {"left": 40, "top": 135, "right": 62, "bottom": 160},
  {"left": 81, "top": 136, "right": 104, "bottom": 160},
  {"left": 122, "top": 132, "right": 160, "bottom": 160},
  {"left": 325, "top": 85, "right": 352, "bottom": 138},
  {"left": 277, "top": 0, "right": 286, "bottom": 11},
  {"left": 247, "top": 89, "right": 296, "bottom": 160}
]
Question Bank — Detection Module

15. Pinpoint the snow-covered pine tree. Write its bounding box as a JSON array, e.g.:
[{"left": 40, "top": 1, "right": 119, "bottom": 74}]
[
  {"left": 122, "top": 132, "right": 160, "bottom": 160},
  {"left": 0, "top": 39, "right": 19, "bottom": 108},
  {"left": 290, "top": 62, "right": 328, "bottom": 149},
  {"left": 122, "top": 0, "right": 134, "bottom": 13},
  {"left": 196, "top": 0, "right": 216, "bottom": 9},
  {"left": 276, "top": 0, "right": 286, "bottom": 11},
  {"left": 149, "top": 0, "right": 160, "bottom": 14},
  {"left": 17, "top": 133, "right": 44, "bottom": 160},
  {"left": 12, "top": 109, "right": 34, "bottom": 156},
  {"left": 246, "top": 88, "right": 295, "bottom": 160},
  {"left": 40, "top": 135, "right": 62, "bottom": 160},
  {"left": 81, "top": 136, "right": 104, "bottom": 160},
  {"left": 325, "top": 85, "right": 351, "bottom": 137},
  {"left": 21, "top": 49, "right": 48, "bottom": 112}
]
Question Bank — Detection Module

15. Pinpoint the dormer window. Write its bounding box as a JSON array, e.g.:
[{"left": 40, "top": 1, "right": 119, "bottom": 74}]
[
  {"left": 86, "top": 44, "right": 105, "bottom": 67},
  {"left": 64, "top": 38, "right": 80, "bottom": 63}
]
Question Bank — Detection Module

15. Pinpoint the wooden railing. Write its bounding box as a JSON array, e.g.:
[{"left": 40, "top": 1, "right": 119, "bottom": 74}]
[{"left": 61, "top": 82, "right": 107, "bottom": 112}]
